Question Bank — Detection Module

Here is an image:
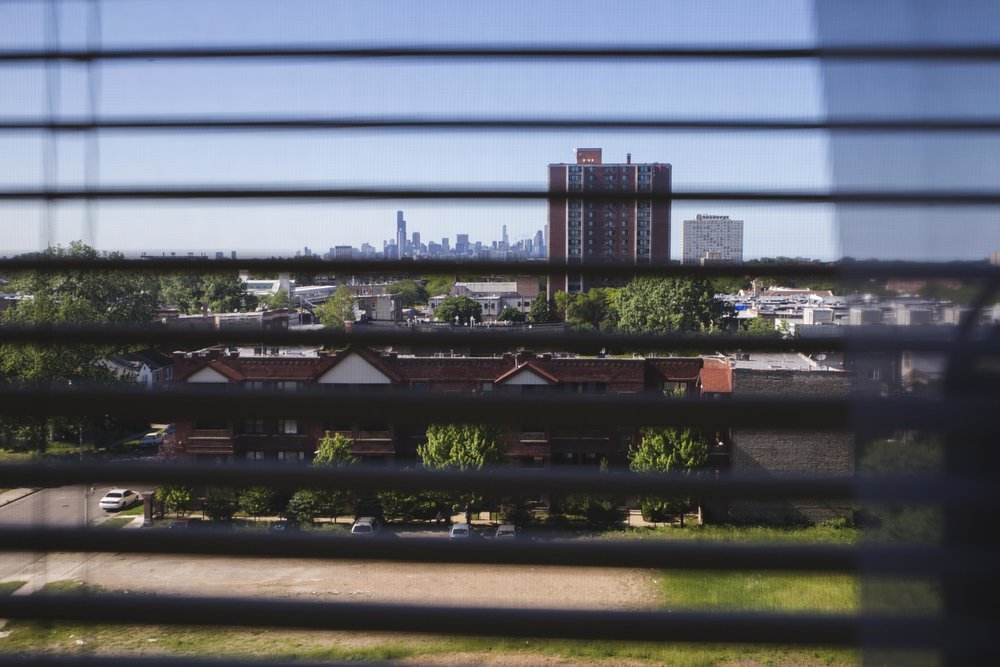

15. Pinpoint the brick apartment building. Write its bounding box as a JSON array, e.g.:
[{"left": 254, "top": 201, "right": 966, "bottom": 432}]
[
  {"left": 172, "top": 346, "right": 728, "bottom": 468},
  {"left": 547, "top": 148, "right": 671, "bottom": 298}
]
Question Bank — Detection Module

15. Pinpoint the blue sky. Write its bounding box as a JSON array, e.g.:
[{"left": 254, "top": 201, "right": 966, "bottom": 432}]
[{"left": 0, "top": 0, "right": 844, "bottom": 259}]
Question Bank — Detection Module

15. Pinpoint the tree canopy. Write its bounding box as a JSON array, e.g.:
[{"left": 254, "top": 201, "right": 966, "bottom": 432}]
[
  {"left": 496, "top": 306, "right": 525, "bottom": 323},
  {"left": 391, "top": 280, "right": 429, "bottom": 307},
  {"left": 629, "top": 427, "right": 709, "bottom": 474},
  {"left": 555, "top": 288, "right": 618, "bottom": 330},
  {"left": 1, "top": 242, "right": 160, "bottom": 384},
  {"left": 422, "top": 275, "right": 455, "bottom": 299},
  {"left": 258, "top": 288, "right": 291, "bottom": 311},
  {"left": 313, "top": 431, "right": 357, "bottom": 467},
  {"left": 160, "top": 272, "right": 256, "bottom": 314},
  {"left": 614, "top": 277, "right": 732, "bottom": 334},
  {"left": 741, "top": 315, "right": 780, "bottom": 337},
  {"left": 313, "top": 285, "right": 355, "bottom": 328},
  {"left": 527, "top": 296, "right": 554, "bottom": 323},
  {"left": 418, "top": 424, "right": 507, "bottom": 470},
  {"left": 629, "top": 427, "right": 709, "bottom": 525},
  {"left": 434, "top": 295, "right": 482, "bottom": 325}
]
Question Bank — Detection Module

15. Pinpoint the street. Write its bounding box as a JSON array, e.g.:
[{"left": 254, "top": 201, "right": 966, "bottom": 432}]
[
  {"left": 0, "top": 486, "right": 659, "bottom": 609},
  {"left": 0, "top": 484, "right": 152, "bottom": 593}
]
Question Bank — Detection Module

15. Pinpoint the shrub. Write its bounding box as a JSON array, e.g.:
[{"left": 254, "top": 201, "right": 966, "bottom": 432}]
[{"left": 202, "top": 487, "right": 237, "bottom": 521}]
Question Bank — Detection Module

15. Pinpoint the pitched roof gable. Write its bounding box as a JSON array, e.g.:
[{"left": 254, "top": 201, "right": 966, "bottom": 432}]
[
  {"left": 317, "top": 347, "right": 401, "bottom": 384},
  {"left": 185, "top": 364, "right": 240, "bottom": 383},
  {"left": 495, "top": 362, "right": 559, "bottom": 385}
]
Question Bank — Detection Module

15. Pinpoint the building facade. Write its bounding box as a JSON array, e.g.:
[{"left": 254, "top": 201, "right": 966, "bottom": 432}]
[
  {"left": 547, "top": 148, "right": 671, "bottom": 298},
  {"left": 680, "top": 214, "right": 744, "bottom": 265},
  {"left": 171, "top": 346, "right": 725, "bottom": 468},
  {"left": 395, "top": 210, "right": 407, "bottom": 259}
]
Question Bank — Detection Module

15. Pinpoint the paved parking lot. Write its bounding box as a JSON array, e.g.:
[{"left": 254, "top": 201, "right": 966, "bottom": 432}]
[{"left": 0, "top": 487, "right": 659, "bottom": 609}]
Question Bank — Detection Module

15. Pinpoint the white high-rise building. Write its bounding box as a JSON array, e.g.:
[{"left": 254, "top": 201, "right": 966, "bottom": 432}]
[{"left": 681, "top": 214, "right": 744, "bottom": 265}]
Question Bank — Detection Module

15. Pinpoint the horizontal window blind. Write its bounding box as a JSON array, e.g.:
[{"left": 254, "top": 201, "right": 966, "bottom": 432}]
[{"left": 0, "top": 2, "right": 998, "bottom": 665}]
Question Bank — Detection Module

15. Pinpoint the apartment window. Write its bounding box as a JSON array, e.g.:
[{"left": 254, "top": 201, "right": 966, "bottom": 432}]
[
  {"left": 277, "top": 451, "right": 305, "bottom": 463},
  {"left": 193, "top": 417, "right": 227, "bottom": 430},
  {"left": 245, "top": 451, "right": 265, "bottom": 462},
  {"left": 243, "top": 419, "right": 265, "bottom": 434},
  {"left": 277, "top": 419, "right": 303, "bottom": 435},
  {"left": 277, "top": 381, "right": 302, "bottom": 391}
]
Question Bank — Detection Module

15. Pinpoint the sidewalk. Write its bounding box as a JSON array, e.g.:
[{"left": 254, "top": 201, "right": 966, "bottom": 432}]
[{"left": 0, "top": 487, "right": 41, "bottom": 509}]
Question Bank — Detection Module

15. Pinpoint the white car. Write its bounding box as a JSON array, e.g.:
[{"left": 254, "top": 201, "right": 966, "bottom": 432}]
[
  {"left": 350, "top": 517, "right": 381, "bottom": 536},
  {"left": 139, "top": 431, "right": 164, "bottom": 447},
  {"left": 99, "top": 489, "right": 141, "bottom": 512}
]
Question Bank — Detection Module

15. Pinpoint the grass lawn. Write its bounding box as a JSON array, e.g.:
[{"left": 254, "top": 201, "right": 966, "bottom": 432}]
[
  {"left": 0, "top": 581, "right": 26, "bottom": 596},
  {"left": 0, "top": 524, "right": 917, "bottom": 666},
  {"left": 96, "top": 517, "right": 135, "bottom": 529},
  {"left": 118, "top": 504, "right": 146, "bottom": 516}
]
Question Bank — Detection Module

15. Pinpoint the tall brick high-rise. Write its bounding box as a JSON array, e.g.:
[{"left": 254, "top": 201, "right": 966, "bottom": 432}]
[{"left": 547, "top": 148, "right": 671, "bottom": 299}]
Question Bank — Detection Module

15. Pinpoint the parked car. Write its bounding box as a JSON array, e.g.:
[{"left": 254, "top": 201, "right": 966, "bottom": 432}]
[
  {"left": 495, "top": 524, "right": 518, "bottom": 539},
  {"left": 99, "top": 489, "right": 141, "bottom": 511},
  {"left": 139, "top": 431, "right": 164, "bottom": 447},
  {"left": 449, "top": 523, "right": 473, "bottom": 540},
  {"left": 267, "top": 521, "right": 301, "bottom": 534},
  {"left": 350, "top": 516, "right": 381, "bottom": 536}
]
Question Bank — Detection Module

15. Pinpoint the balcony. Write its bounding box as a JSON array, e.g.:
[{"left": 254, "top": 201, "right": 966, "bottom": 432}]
[{"left": 357, "top": 430, "right": 392, "bottom": 441}]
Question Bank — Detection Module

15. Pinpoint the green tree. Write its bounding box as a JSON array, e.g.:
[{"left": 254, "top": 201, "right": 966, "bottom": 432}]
[
  {"left": 629, "top": 427, "right": 709, "bottom": 527},
  {"left": 284, "top": 489, "right": 321, "bottom": 525},
  {"left": 423, "top": 275, "right": 455, "bottom": 299},
  {"left": 742, "top": 316, "right": 779, "bottom": 337},
  {"left": 391, "top": 280, "right": 429, "bottom": 307},
  {"left": 259, "top": 288, "right": 291, "bottom": 311},
  {"left": 559, "top": 288, "right": 619, "bottom": 330},
  {"left": 496, "top": 306, "right": 525, "bottom": 323},
  {"left": 160, "top": 272, "right": 256, "bottom": 314},
  {"left": 312, "top": 431, "right": 357, "bottom": 523},
  {"left": 418, "top": 424, "right": 507, "bottom": 471},
  {"left": 2, "top": 242, "right": 160, "bottom": 384},
  {"left": 527, "top": 296, "right": 554, "bottom": 323},
  {"left": 615, "top": 277, "right": 732, "bottom": 334},
  {"left": 202, "top": 487, "right": 238, "bottom": 521},
  {"left": 0, "top": 242, "right": 160, "bottom": 450},
  {"left": 434, "top": 295, "right": 482, "bottom": 325},
  {"left": 313, "top": 431, "right": 357, "bottom": 467},
  {"left": 313, "top": 285, "right": 355, "bottom": 328},
  {"left": 155, "top": 485, "right": 193, "bottom": 517},
  {"left": 238, "top": 486, "right": 279, "bottom": 520}
]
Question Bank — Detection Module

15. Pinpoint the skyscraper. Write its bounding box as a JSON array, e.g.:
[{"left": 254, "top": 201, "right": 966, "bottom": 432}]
[
  {"left": 547, "top": 148, "right": 671, "bottom": 298},
  {"left": 681, "top": 214, "right": 744, "bottom": 265},
  {"left": 395, "top": 211, "right": 407, "bottom": 259}
]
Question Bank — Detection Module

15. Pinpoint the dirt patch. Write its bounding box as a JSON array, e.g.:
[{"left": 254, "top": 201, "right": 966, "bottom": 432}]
[{"left": 67, "top": 553, "right": 661, "bottom": 610}]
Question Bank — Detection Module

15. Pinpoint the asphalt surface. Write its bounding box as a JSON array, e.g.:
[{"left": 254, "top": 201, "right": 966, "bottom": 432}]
[
  {"left": 0, "top": 488, "right": 659, "bottom": 609},
  {"left": 0, "top": 484, "right": 152, "bottom": 593}
]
